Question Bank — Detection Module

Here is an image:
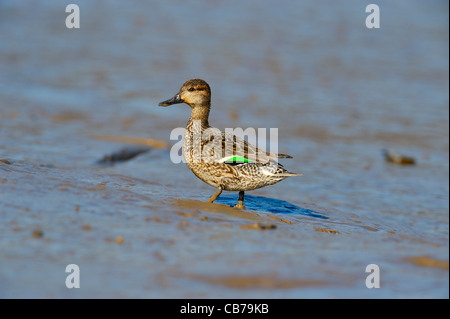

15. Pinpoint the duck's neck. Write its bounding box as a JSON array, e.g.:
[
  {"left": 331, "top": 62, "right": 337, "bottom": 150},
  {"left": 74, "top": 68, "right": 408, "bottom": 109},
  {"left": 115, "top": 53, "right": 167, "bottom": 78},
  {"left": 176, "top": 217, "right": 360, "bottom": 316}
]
[{"left": 188, "top": 105, "right": 211, "bottom": 128}]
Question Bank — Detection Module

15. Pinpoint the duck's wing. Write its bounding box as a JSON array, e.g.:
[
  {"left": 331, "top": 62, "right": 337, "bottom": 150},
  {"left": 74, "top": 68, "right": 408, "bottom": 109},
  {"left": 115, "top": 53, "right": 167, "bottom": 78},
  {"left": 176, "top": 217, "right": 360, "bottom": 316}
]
[{"left": 217, "top": 131, "right": 292, "bottom": 164}]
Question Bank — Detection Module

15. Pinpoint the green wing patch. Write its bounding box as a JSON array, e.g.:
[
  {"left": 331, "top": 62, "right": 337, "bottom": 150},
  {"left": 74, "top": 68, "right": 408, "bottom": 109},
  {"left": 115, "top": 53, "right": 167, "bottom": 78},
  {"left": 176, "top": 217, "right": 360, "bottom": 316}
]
[{"left": 223, "top": 156, "right": 254, "bottom": 165}]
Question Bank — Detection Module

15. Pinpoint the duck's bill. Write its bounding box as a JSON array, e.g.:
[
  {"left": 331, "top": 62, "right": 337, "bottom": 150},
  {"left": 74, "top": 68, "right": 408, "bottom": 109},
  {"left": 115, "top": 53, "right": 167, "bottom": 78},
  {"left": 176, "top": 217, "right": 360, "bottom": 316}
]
[{"left": 158, "top": 93, "right": 183, "bottom": 107}]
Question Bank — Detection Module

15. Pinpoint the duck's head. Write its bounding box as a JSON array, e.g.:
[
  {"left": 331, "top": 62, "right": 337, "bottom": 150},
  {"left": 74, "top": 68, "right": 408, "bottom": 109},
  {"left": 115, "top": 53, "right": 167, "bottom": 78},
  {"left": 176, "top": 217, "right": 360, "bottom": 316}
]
[{"left": 158, "top": 79, "right": 211, "bottom": 108}]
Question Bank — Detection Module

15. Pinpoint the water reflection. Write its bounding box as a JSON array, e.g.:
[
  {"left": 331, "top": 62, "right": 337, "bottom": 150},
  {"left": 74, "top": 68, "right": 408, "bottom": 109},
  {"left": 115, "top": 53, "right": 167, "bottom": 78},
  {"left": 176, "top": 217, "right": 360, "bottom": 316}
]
[{"left": 216, "top": 194, "right": 329, "bottom": 219}]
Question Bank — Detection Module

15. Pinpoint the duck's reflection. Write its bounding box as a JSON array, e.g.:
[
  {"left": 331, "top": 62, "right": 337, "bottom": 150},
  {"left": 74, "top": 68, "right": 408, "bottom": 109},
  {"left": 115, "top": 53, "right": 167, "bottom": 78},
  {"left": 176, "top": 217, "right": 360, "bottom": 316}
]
[{"left": 216, "top": 194, "right": 328, "bottom": 219}]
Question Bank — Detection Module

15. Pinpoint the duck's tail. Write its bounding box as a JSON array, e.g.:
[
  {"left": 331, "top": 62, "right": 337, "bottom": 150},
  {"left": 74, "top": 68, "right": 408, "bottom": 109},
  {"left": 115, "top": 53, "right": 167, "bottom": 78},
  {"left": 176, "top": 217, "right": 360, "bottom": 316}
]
[
  {"left": 273, "top": 164, "right": 301, "bottom": 177},
  {"left": 277, "top": 171, "right": 302, "bottom": 177}
]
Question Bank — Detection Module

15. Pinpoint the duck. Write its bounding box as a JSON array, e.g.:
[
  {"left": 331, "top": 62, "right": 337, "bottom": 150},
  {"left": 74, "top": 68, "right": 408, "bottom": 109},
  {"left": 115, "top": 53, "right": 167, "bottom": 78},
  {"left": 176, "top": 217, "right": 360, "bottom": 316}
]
[{"left": 158, "top": 79, "right": 300, "bottom": 209}]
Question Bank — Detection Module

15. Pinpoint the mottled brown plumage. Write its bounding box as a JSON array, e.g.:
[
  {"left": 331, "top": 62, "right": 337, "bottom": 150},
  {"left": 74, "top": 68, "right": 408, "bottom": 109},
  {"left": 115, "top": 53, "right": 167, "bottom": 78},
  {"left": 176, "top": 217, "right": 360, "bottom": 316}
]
[{"left": 159, "top": 79, "right": 300, "bottom": 209}]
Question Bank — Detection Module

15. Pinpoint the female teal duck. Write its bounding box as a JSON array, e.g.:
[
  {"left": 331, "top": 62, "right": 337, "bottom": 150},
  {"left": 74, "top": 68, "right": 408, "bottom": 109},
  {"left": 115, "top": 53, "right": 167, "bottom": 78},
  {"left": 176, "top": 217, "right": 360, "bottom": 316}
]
[{"left": 159, "top": 79, "right": 300, "bottom": 209}]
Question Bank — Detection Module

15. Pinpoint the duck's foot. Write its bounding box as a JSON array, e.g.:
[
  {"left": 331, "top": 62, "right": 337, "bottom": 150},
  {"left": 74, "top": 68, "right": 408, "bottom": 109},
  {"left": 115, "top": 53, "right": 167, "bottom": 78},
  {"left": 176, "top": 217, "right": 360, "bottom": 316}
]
[
  {"left": 206, "top": 187, "right": 222, "bottom": 203},
  {"left": 234, "top": 191, "right": 246, "bottom": 209}
]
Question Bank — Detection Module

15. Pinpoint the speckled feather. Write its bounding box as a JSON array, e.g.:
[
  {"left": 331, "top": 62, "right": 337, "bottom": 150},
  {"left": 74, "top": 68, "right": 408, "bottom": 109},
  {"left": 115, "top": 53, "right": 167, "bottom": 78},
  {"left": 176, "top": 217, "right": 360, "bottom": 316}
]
[
  {"left": 183, "top": 119, "right": 300, "bottom": 191},
  {"left": 159, "top": 79, "right": 300, "bottom": 202}
]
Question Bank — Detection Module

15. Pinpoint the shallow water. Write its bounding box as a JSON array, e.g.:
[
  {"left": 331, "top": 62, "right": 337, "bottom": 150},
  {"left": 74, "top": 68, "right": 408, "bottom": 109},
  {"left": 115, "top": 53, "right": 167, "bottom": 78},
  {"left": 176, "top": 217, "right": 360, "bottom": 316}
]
[{"left": 0, "top": 1, "right": 448, "bottom": 298}]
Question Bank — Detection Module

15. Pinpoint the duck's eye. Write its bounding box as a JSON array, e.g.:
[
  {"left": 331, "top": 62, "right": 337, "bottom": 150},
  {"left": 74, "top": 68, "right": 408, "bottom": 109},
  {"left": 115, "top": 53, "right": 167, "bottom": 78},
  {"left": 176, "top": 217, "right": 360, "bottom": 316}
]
[{"left": 188, "top": 87, "right": 195, "bottom": 92}]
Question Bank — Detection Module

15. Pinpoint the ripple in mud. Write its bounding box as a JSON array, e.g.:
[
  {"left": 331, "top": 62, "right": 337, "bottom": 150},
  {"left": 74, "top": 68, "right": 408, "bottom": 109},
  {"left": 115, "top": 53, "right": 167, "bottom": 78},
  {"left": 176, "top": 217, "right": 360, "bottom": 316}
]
[{"left": 95, "top": 146, "right": 151, "bottom": 166}]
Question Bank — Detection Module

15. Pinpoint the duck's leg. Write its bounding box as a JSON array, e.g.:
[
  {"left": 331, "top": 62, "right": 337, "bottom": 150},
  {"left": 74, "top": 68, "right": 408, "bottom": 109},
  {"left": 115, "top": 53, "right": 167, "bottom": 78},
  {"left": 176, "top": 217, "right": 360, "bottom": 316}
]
[
  {"left": 234, "top": 191, "right": 246, "bottom": 209},
  {"left": 206, "top": 187, "right": 222, "bottom": 203}
]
